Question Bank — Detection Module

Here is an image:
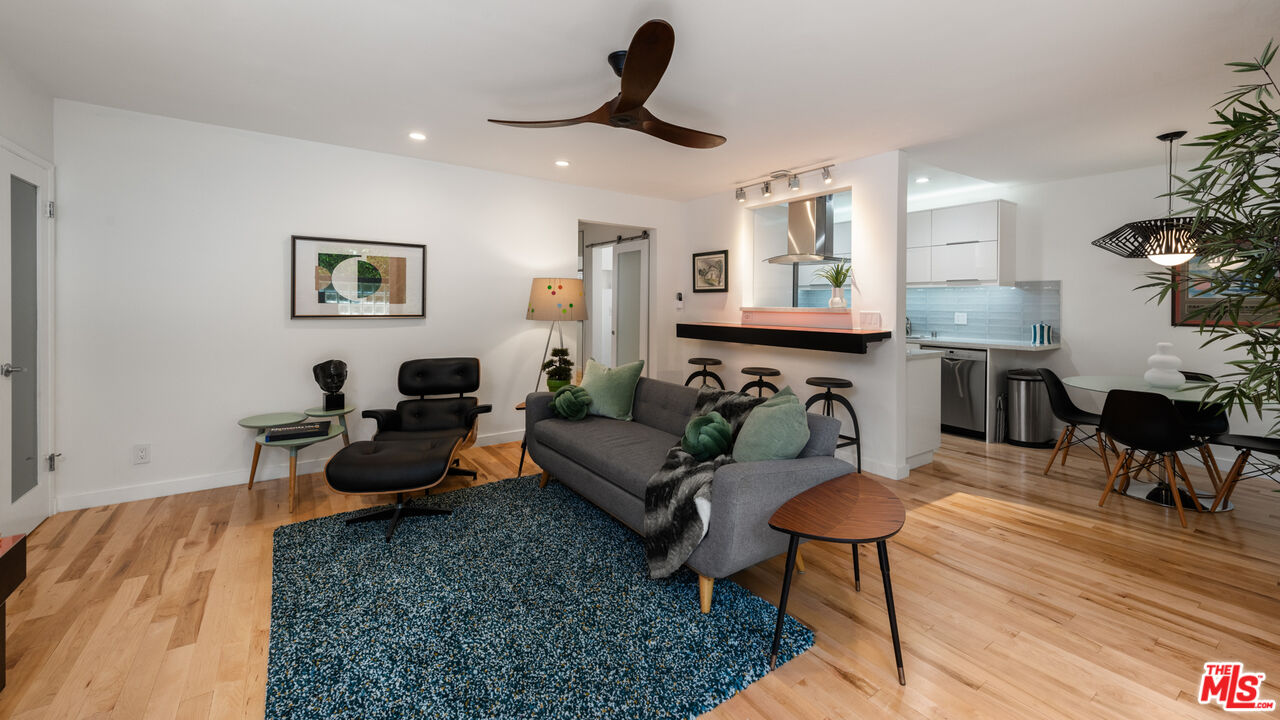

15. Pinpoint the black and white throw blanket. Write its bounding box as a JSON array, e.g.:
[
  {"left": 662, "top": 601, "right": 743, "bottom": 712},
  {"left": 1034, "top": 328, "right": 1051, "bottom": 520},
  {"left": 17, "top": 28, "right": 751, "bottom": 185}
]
[{"left": 643, "top": 387, "right": 765, "bottom": 579}]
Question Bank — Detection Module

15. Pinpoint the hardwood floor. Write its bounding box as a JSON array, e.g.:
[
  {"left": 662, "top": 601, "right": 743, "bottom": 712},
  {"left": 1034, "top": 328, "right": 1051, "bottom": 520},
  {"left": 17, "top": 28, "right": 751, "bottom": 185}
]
[{"left": 3, "top": 437, "right": 1277, "bottom": 719}]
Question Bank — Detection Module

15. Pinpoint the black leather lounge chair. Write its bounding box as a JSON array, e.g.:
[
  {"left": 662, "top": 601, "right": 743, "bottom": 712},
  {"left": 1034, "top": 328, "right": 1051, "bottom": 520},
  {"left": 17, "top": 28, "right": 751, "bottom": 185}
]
[{"left": 325, "top": 357, "right": 492, "bottom": 540}]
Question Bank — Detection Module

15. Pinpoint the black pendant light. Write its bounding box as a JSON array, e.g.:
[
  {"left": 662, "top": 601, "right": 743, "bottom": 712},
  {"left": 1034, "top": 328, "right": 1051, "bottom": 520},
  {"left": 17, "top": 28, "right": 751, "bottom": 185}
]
[{"left": 1091, "top": 131, "right": 1219, "bottom": 265}]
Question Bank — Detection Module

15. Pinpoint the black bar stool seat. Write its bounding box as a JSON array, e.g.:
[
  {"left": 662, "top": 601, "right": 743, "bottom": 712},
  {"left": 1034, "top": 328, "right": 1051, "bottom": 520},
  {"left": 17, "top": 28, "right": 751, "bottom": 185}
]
[
  {"left": 803, "top": 376, "right": 861, "bottom": 472},
  {"left": 740, "top": 366, "right": 781, "bottom": 397},
  {"left": 685, "top": 357, "right": 725, "bottom": 388}
]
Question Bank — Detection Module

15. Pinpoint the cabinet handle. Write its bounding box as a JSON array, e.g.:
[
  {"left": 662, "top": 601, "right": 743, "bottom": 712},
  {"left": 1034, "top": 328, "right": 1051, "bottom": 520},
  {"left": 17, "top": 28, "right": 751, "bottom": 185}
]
[
  {"left": 945, "top": 279, "right": 981, "bottom": 284},
  {"left": 944, "top": 240, "right": 981, "bottom": 246}
]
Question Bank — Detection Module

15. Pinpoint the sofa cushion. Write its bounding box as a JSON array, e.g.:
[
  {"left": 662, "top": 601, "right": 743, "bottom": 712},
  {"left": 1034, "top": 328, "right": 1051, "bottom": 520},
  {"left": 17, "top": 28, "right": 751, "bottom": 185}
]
[
  {"left": 580, "top": 359, "right": 645, "bottom": 420},
  {"left": 632, "top": 378, "right": 698, "bottom": 436},
  {"left": 534, "top": 417, "right": 677, "bottom": 499}
]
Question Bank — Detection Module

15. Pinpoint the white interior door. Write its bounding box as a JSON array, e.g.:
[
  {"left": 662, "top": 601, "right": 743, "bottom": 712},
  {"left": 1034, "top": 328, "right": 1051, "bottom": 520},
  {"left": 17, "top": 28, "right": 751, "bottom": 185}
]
[
  {"left": 1, "top": 145, "right": 53, "bottom": 535},
  {"left": 586, "top": 245, "right": 614, "bottom": 367},
  {"left": 612, "top": 238, "right": 649, "bottom": 370}
]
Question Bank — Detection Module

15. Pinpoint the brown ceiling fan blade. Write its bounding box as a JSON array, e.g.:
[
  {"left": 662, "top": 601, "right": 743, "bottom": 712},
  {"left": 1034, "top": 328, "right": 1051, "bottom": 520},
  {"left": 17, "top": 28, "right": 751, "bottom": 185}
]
[
  {"left": 638, "top": 115, "right": 725, "bottom": 149},
  {"left": 616, "top": 19, "right": 674, "bottom": 113},
  {"left": 488, "top": 102, "right": 611, "bottom": 129}
]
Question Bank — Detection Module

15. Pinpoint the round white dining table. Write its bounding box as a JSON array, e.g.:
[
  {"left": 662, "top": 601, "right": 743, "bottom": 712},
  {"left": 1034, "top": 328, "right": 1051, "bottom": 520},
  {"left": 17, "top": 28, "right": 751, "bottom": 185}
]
[{"left": 1061, "top": 375, "right": 1220, "bottom": 403}]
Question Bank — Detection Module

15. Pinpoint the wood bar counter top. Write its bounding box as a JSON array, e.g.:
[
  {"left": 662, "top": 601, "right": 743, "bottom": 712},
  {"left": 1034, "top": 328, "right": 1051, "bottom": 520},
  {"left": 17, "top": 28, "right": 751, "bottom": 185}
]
[{"left": 676, "top": 321, "right": 891, "bottom": 354}]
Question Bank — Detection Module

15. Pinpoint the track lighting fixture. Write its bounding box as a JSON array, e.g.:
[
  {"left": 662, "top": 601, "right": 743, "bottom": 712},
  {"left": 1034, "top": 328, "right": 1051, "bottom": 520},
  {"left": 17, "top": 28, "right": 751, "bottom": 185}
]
[{"left": 732, "top": 165, "right": 833, "bottom": 202}]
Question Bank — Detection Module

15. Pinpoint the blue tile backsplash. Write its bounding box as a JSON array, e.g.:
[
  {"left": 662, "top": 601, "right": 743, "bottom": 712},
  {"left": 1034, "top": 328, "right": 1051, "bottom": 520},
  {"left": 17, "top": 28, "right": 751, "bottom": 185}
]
[{"left": 905, "top": 281, "right": 1060, "bottom": 343}]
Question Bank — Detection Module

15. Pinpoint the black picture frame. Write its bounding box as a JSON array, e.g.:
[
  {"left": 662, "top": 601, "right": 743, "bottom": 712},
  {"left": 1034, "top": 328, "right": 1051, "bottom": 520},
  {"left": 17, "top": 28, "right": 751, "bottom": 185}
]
[
  {"left": 291, "top": 235, "right": 426, "bottom": 319},
  {"left": 692, "top": 250, "right": 729, "bottom": 293}
]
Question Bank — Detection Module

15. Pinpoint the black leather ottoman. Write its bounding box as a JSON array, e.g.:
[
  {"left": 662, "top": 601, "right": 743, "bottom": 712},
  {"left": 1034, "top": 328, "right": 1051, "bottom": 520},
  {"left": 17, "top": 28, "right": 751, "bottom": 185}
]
[{"left": 324, "top": 439, "right": 457, "bottom": 541}]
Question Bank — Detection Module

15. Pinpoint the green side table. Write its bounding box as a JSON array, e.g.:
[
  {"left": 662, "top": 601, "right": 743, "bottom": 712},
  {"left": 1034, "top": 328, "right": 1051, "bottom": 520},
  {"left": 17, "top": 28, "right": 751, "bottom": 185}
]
[
  {"left": 255, "top": 422, "right": 346, "bottom": 512},
  {"left": 304, "top": 406, "right": 356, "bottom": 447},
  {"left": 238, "top": 412, "right": 308, "bottom": 491}
]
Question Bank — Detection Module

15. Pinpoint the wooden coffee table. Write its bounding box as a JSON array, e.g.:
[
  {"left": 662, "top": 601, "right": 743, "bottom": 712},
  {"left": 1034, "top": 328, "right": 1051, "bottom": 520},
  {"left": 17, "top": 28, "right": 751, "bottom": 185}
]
[{"left": 767, "top": 473, "right": 907, "bottom": 684}]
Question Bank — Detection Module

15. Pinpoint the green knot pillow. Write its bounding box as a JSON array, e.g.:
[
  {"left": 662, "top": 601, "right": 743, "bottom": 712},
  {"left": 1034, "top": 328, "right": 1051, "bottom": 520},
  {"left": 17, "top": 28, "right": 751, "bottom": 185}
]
[
  {"left": 550, "top": 385, "right": 592, "bottom": 421},
  {"left": 681, "top": 411, "right": 733, "bottom": 461}
]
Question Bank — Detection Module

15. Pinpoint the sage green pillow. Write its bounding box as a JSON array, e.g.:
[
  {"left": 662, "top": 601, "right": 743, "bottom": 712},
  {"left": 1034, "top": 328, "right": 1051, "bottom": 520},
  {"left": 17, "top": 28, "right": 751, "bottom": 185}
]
[
  {"left": 579, "top": 358, "right": 645, "bottom": 420},
  {"left": 732, "top": 386, "right": 811, "bottom": 462}
]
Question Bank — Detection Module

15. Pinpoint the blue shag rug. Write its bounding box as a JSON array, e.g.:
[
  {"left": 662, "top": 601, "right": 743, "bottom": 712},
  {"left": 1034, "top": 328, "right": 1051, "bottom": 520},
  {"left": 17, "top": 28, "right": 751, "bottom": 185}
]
[{"left": 266, "top": 475, "right": 813, "bottom": 719}]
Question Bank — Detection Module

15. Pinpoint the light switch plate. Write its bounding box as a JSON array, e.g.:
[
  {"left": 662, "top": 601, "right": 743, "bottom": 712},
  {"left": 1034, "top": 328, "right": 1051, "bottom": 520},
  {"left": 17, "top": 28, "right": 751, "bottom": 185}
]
[{"left": 954, "top": 312, "right": 968, "bottom": 325}]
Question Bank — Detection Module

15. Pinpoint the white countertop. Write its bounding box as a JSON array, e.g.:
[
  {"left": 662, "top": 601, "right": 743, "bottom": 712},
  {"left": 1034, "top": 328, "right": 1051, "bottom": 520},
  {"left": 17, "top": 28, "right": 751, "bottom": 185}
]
[
  {"left": 907, "top": 349, "right": 943, "bottom": 360},
  {"left": 740, "top": 306, "right": 850, "bottom": 313},
  {"left": 906, "top": 337, "right": 1060, "bottom": 352}
]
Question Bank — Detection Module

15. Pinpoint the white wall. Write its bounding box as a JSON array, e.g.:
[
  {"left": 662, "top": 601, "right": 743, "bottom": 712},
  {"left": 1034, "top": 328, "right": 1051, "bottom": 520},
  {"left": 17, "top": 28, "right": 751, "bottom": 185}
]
[
  {"left": 52, "top": 101, "right": 682, "bottom": 510},
  {"left": 910, "top": 162, "right": 1272, "bottom": 435},
  {"left": 672, "top": 152, "right": 910, "bottom": 478},
  {"left": 0, "top": 52, "right": 53, "bottom": 160}
]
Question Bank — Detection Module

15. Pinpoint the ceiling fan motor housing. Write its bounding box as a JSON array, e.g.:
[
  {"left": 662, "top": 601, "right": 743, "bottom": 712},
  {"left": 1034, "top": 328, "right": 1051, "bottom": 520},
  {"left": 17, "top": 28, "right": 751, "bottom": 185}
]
[{"left": 608, "top": 50, "right": 627, "bottom": 77}]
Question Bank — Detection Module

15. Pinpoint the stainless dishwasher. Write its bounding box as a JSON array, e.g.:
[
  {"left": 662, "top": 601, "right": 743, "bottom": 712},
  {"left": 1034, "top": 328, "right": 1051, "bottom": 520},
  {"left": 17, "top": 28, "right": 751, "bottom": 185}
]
[{"left": 922, "top": 346, "right": 987, "bottom": 439}]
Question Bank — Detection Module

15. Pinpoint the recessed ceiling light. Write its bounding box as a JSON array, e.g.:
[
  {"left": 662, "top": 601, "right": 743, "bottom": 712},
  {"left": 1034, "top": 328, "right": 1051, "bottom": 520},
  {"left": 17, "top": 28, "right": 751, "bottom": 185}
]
[
  {"left": 408, "top": 132, "right": 427, "bottom": 141},
  {"left": 555, "top": 160, "right": 570, "bottom": 167},
  {"left": 915, "top": 176, "right": 930, "bottom": 184}
]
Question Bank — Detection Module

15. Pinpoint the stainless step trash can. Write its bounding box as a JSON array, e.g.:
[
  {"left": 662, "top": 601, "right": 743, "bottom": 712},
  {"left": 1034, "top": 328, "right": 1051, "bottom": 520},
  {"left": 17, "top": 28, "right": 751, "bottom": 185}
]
[{"left": 1006, "top": 369, "right": 1055, "bottom": 448}]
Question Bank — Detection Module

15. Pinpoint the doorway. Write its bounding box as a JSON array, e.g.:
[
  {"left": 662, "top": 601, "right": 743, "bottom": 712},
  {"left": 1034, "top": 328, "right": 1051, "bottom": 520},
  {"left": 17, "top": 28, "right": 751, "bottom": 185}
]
[
  {"left": 1, "top": 141, "right": 54, "bottom": 535},
  {"left": 580, "top": 222, "right": 651, "bottom": 371}
]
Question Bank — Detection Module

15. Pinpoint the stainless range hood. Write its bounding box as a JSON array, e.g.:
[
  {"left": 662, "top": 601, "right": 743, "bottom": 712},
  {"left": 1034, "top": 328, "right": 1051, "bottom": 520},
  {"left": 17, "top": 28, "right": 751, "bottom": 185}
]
[{"left": 764, "top": 194, "right": 846, "bottom": 264}]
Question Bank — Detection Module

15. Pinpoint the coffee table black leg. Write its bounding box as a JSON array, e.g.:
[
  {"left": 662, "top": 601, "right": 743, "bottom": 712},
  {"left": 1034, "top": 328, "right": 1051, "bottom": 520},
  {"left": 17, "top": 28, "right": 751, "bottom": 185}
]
[
  {"left": 769, "top": 535, "right": 800, "bottom": 669},
  {"left": 876, "top": 540, "right": 905, "bottom": 685},
  {"left": 852, "top": 543, "right": 861, "bottom": 591}
]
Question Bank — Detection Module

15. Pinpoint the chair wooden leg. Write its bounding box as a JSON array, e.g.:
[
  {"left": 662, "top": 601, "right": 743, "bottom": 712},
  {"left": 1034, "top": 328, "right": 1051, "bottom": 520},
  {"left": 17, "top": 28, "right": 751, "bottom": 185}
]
[
  {"left": 1212, "top": 450, "right": 1250, "bottom": 512},
  {"left": 795, "top": 548, "right": 806, "bottom": 574},
  {"left": 1199, "top": 444, "right": 1223, "bottom": 492},
  {"left": 1163, "top": 455, "right": 1187, "bottom": 528},
  {"left": 1060, "top": 426, "right": 1076, "bottom": 466},
  {"left": 1172, "top": 454, "right": 1204, "bottom": 512},
  {"left": 539, "top": 470, "right": 551, "bottom": 489},
  {"left": 698, "top": 575, "right": 715, "bottom": 614},
  {"left": 1098, "top": 449, "right": 1131, "bottom": 507},
  {"left": 1043, "top": 426, "right": 1071, "bottom": 474},
  {"left": 1096, "top": 430, "right": 1112, "bottom": 477},
  {"left": 247, "top": 443, "right": 262, "bottom": 490}
]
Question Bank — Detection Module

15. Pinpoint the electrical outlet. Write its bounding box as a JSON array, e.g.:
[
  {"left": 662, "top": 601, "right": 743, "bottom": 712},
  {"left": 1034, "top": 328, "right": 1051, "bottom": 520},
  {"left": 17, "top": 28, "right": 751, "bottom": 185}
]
[
  {"left": 133, "top": 443, "right": 151, "bottom": 465},
  {"left": 954, "top": 312, "right": 968, "bottom": 325}
]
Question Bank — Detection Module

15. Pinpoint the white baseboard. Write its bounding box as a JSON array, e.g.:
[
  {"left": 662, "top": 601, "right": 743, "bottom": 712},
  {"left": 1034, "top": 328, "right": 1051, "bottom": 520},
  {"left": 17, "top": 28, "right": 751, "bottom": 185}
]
[
  {"left": 55, "top": 428, "right": 529, "bottom": 512},
  {"left": 55, "top": 457, "right": 328, "bottom": 512}
]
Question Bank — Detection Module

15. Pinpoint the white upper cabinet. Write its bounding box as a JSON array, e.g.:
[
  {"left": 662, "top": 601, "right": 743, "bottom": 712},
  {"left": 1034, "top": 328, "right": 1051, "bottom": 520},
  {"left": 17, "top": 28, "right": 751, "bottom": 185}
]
[
  {"left": 906, "top": 210, "right": 932, "bottom": 248},
  {"left": 905, "top": 200, "right": 1015, "bottom": 285}
]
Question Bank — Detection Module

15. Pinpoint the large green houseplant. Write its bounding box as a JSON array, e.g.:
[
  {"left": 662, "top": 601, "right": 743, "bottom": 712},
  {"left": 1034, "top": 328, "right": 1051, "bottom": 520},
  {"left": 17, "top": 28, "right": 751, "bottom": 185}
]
[{"left": 1144, "top": 41, "right": 1280, "bottom": 428}]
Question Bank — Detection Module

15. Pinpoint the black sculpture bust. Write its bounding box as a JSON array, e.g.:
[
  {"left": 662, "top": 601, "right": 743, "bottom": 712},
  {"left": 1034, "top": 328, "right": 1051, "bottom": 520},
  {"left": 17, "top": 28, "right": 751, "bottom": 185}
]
[{"left": 313, "top": 359, "right": 348, "bottom": 411}]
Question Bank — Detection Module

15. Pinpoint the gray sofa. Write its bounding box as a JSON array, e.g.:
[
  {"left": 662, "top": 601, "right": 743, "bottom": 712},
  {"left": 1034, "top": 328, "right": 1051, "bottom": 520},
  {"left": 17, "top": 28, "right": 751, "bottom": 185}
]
[{"left": 525, "top": 377, "right": 855, "bottom": 612}]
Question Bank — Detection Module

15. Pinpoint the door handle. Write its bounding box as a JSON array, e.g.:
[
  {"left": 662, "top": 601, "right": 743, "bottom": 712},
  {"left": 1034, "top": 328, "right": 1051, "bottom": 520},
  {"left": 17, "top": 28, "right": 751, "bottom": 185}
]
[{"left": 1, "top": 363, "right": 27, "bottom": 377}]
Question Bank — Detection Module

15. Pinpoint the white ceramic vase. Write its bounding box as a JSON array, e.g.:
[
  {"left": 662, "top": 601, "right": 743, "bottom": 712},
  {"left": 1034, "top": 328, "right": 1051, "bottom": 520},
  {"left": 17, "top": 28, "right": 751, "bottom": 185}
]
[
  {"left": 1144, "top": 342, "right": 1184, "bottom": 388},
  {"left": 828, "top": 286, "right": 847, "bottom": 308}
]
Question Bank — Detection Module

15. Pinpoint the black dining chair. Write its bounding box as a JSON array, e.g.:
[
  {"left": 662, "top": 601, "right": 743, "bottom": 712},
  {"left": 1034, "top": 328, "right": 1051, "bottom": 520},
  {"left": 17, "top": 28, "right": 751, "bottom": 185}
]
[
  {"left": 1037, "top": 368, "right": 1115, "bottom": 477},
  {"left": 1175, "top": 370, "right": 1229, "bottom": 491},
  {"left": 1097, "top": 389, "right": 1205, "bottom": 528},
  {"left": 1209, "top": 433, "right": 1280, "bottom": 511}
]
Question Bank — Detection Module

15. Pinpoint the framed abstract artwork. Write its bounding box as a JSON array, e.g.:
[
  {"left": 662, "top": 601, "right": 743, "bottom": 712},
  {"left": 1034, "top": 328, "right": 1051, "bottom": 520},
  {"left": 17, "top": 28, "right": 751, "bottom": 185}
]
[
  {"left": 291, "top": 236, "right": 425, "bottom": 318},
  {"left": 1171, "top": 258, "right": 1278, "bottom": 327},
  {"left": 692, "top": 250, "right": 728, "bottom": 293}
]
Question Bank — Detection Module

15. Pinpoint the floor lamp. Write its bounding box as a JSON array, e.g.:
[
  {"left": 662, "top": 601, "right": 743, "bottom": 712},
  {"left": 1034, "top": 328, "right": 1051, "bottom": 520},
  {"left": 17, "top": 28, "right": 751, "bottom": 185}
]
[{"left": 527, "top": 277, "right": 587, "bottom": 392}]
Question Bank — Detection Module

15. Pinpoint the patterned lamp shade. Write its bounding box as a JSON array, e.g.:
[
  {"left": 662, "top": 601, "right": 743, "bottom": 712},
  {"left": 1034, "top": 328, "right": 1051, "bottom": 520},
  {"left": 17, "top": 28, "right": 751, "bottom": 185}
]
[{"left": 527, "top": 278, "right": 586, "bottom": 321}]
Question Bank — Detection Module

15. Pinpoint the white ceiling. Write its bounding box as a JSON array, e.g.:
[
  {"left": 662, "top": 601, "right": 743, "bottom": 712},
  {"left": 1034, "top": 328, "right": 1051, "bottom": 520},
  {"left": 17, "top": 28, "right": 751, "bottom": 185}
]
[{"left": 1, "top": 0, "right": 1275, "bottom": 200}]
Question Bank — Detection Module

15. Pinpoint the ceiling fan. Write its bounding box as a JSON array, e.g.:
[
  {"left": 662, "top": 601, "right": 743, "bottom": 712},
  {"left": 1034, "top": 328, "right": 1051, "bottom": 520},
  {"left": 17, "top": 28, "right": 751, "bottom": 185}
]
[{"left": 488, "top": 19, "right": 726, "bottom": 149}]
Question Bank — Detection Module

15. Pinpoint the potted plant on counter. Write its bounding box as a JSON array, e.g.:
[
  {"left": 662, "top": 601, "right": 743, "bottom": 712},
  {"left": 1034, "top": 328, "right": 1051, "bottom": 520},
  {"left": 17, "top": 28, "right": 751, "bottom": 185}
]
[
  {"left": 816, "top": 260, "right": 853, "bottom": 308},
  {"left": 542, "top": 347, "right": 575, "bottom": 392}
]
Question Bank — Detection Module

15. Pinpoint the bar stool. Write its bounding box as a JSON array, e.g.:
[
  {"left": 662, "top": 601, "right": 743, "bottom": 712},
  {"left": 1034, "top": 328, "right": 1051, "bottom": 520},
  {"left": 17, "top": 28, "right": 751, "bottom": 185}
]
[
  {"left": 685, "top": 357, "right": 725, "bottom": 388},
  {"left": 804, "top": 376, "right": 861, "bottom": 472},
  {"left": 740, "top": 366, "right": 781, "bottom": 397}
]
